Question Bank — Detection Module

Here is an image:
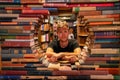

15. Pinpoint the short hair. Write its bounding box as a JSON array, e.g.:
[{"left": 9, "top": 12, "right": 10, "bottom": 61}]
[{"left": 57, "top": 21, "right": 69, "bottom": 31}]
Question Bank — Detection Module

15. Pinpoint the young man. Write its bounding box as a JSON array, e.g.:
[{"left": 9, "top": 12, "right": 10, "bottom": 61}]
[{"left": 45, "top": 23, "right": 82, "bottom": 63}]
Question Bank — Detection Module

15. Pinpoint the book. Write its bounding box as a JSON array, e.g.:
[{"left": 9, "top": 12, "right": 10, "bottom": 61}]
[
  {"left": 0, "top": 70, "right": 27, "bottom": 75},
  {"left": 78, "top": 11, "right": 101, "bottom": 16},
  {"left": 90, "top": 74, "right": 114, "bottom": 80},
  {"left": 91, "top": 48, "right": 120, "bottom": 54}
]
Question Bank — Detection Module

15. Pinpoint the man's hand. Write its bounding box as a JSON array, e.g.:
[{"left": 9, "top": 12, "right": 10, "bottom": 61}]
[
  {"left": 48, "top": 56, "right": 58, "bottom": 63},
  {"left": 68, "top": 56, "right": 78, "bottom": 63}
]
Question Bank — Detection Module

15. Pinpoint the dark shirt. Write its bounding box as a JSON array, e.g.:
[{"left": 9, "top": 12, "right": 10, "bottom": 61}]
[{"left": 48, "top": 39, "right": 80, "bottom": 53}]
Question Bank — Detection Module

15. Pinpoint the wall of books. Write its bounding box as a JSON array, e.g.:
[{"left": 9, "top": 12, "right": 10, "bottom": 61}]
[{"left": 0, "top": 0, "right": 120, "bottom": 80}]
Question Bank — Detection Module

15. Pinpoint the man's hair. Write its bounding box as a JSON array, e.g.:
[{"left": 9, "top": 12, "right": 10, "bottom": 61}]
[{"left": 57, "top": 21, "right": 69, "bottom": 30}]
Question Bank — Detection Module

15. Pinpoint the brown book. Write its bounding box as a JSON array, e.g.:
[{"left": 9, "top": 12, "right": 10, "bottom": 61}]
[
  {"left": 87, "top": 18, "right": 114, "bottom": 22},
  {"left": 84, "top": 14, "right": 120, "bottom": 19},
  {"left": 80, "top": 70, "right": 109, "bottom": 75},
  {"left": 53, "top": 70, "right": 80, "bottom": 76},
  {"left": 78, "top": 11, "right": 101, "bottom": 16},
  {"left": 53, "top": 70, "right": 108, "bottom": 76},
  {"left": 2, "top": 63, "right": 25, "bottom": 67}
]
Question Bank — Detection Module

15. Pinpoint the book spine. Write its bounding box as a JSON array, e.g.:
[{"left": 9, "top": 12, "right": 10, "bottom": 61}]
[
  {"left": 93, "top": 43, "right": 120, "bottom": 48},
  {"left": 78, "top": 11, "right": 101, "bottom": 16},
  {"left": 0, "top": 70, "right": 27, "bottom": 75},
  {"left": 2, "top": 41, "right": 34, "bottom": 47},
  {"left": 0, "top": 76, "right": 20, "bottom": 79}
]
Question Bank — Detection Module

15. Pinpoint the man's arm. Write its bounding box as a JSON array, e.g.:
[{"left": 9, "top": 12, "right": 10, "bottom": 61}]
[{"left": 46, "top": 47, "right": 81, "bottom": 58}]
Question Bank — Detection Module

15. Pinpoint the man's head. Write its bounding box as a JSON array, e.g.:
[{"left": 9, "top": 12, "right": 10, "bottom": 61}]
[{"left": 57, "top": 23, "right": 69, "bottom": 42}]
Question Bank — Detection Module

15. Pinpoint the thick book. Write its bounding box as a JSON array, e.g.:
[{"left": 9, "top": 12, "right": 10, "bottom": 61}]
[
  {"left": 1, "top": 41, "right": 34, "bottom": 47},
  {"left": 89, "top": 21, "right": 113, "bottom": 26},
  {"left": 96, "top": 6, "right": 120, "bottom": 10},
  {"left": 21, "top": 0, "right": 43, "bottom": 4},
  {"left": 20, "top": 76, "right": 44, "bottom": 79},
  {"left": 95, "top": 35, "right": 120, "bottom": 39},
  {"left": 52, "top": 70, "right": 108, "bottom": 76},
  {"left": 96, "top": 68, "right": 119, "bottom": 75},
  {"left": 0, "top": 70, "right": 27, "bottom": 75},
  {"left": 11, "top": 58, "right": 40, "bottom": 63},
  {"left": 84, "top": 14, "right": 120, "bottom": 19},
  {"left": 73, "top": 7, "right": 96, "bottom": 13},
  {"left": 102, "top": 10, "right": 120, "bottom": 15},
  {"left": 22, "top": 10, "right": 49, "bottom": 15},
  {"left": 0, "top": 22, "right": 34, "bottom": 26},
  {"left": 27, "top": 70, "right": 52, "bottom": 76},
  {"left": 91, "top": 48, "right": 120, "bottom": 54},
  {"left": 78, "top": 11, "right": 101, "bottom": 16},
  {"left": 2, "top": 63, "right": 25, "bottom": 67},
  {"left": 89, "top": 26, "right": 120, "bottom": 31},
  {"left": 0, "top": 76, "right": 20, "bottom": 79},
  {"left": 43, "top": 3, "right": 67, "bottom": 7},
  {"left": 90, "top": 74, "right": 114, "bottom": 80}
]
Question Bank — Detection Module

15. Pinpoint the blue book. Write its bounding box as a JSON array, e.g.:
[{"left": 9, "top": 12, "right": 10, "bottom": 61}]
[
  {"left": 0, "top": 76, "right": 20, "bottom": 79},
  {"left": 13, "top": 0, "right": 20, "bottom": 3}
]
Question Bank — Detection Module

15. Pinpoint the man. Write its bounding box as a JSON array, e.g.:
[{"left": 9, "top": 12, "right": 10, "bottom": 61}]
[{"left": 45, "top": 22, "right": 83, "bottom": 63}]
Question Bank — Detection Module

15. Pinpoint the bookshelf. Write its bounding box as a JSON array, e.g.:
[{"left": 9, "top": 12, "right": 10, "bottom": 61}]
[
  {"left": 38, "top": 23, "right": 50, "bottom": 50},
  {"left": 76, "top": 15, "right": 90, "bottom": 48}
]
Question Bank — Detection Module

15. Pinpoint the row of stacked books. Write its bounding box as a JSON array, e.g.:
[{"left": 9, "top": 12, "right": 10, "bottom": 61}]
[
  {"left": 74, "top": 0, "right": 120, "bottom": 80},
  {"left": 0, "top": 1, "right": 50, "bottom": 80}
]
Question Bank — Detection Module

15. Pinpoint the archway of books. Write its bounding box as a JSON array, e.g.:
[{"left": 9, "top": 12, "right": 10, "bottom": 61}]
[{"left": 0, "top": 0, "right": 120, "bottom": 80}]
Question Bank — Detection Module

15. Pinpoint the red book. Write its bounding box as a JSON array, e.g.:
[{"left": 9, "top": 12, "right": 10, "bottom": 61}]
[
  {"left": 95, "top": 35, "right": 120, "bottom": 39},
  {"left": 0, "top": 70, "right": 27, "bottom": 75},
  {"left": 22, "top": 10, "right": 49, "bottom": 15},
  {"left": 68, "top": 3, "right": 113, "bottom": 7},
  {"left": 2, "top": 41, "right": 34, "bottom": 47},
  {"left": 16, "top": 35, "right": 34, "bottom": 39},
  {"left": 86, "top": 57, "right": 110, "bottom": 61},
  {"left": 96, "top": 68, "right": 119, "bottom": 75}
]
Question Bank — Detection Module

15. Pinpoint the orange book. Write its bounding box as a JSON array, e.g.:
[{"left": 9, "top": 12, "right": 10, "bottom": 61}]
[
  {"left": 11, "top": 58, "right": 40, "bottom": 63},
  {"left": 89, "top": 21, "right": 113, "bottom": 26},
  {"left": 0, "top": 22, "right": 17, "bottom": 25},
  {"left": 78, "top": 11, "right": 101, "bottom": 16}
]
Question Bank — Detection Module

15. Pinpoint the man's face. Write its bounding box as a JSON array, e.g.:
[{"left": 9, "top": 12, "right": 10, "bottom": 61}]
[{"left": 57, "top": 27, "right": 69, "bottom": 42}]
